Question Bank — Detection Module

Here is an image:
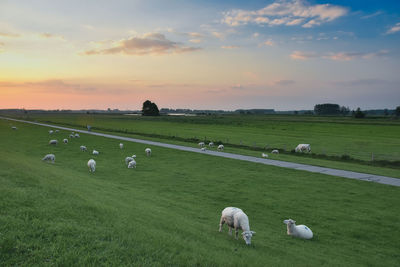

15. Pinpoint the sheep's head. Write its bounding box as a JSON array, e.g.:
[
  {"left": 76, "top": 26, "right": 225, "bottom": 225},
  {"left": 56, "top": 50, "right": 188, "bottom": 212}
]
[
  {"left": 283, "top": 219, "right": 296, "bottom": 226},
  {"left": 242, "top": 230, "right": 256, "bottom": 245}
]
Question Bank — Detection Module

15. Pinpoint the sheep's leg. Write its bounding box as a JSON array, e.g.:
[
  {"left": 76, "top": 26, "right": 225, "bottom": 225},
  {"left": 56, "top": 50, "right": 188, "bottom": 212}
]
[
  {"left": 235, "top": 228, "right": 239, "bottom": 239},
  {"left": 228, "top": 227, "right": 232, "bottom": 236},
  {"left": 219, "top": 217, "right": 225, "bottom": 232}
]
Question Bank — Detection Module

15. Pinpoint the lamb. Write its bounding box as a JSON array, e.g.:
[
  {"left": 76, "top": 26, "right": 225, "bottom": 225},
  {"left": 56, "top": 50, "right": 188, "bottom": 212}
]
[
  {"left": 87, "top": 159, "right": 96, "bottom": 173},
  {"left": 295, "top": 144, "right": 311, "bottom": 153},
  {"left": 128, "top": 159, "right": 136, "bottom": 169},
  {"left": 201, "top": 147, "right": 206, "bottom": 151},
  {"left": 74, "top": 133, "right": 80, "bottom": 138},
  {"left": 80, "top": 145, "right": 87, "bottom": 152},
  {"left": 49, "top": 139, "right": 58, "bottom": 145},
  {"left": 42, "top": 154, "right": 55, "bottom": 163},
  {"left": 92, "top": 150, "right": 99, "bottom": 155},
  {"left": 49, "top": 130, "right": 54, "bottom": 134},
  {"left": 198, "top": 142, "right": 205, "bottom": 147},
  {"left": 271, "top": 149, "right": 279, "bottom": 154},
  {"left": 219, "top": 207, "right": 256, "bottom": 245},
  {"left": 209, "top": 142, "right": 214, "bottom": 147},
  {"left": 261, "top": 153, "right": 268, "bottom": 158},
  {"left": 11, "top": 126, "right": 17, "bottom": 130},
  {"left": 125, "top": 155, "right": 136, "bottom": 165},
  {"left": 145, "top": 148, "right": 152, "bottom": 156},
  {"left": 63, "top": 138, "right": 68, "bottom": 144},
  {"left": 119, "top": 143, "right": 124, "bottom": 149},
  {"left": 283, "top": 219, "right": 313, "bottom": 239},
  {"left": 217, "top": 144, "right": 224, "bottom": 151}
]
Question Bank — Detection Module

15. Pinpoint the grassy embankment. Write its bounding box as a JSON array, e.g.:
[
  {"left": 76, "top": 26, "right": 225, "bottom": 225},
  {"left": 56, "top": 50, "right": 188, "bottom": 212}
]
[{"left": 0, "top": 119, "right": 399, "bottom": 266}]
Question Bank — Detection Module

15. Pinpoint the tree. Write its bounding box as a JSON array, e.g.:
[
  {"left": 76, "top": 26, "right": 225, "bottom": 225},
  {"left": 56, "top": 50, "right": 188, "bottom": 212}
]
[
  {"left": 395, "top": 106, "right": 400, "bottom": 117},
  {"left": 314, "top": 103, "right": 341, "bottom": 115},
  {"left": 354, "top": 107, "right": 365, "bottom": 118},
  {"left": 142, "top": 100, "right": 160, "bottom": 116}
]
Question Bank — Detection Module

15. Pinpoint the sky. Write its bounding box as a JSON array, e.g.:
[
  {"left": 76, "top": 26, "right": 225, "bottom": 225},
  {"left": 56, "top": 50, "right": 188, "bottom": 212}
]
[{"left": 0, "top": 0, "right": 399, "bottom": 111}]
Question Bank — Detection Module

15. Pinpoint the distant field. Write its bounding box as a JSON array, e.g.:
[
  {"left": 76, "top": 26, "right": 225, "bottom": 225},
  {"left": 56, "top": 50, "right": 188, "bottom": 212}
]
[
  {"left": 10, "top": 113, "right": 400, "bottom": 162},
  {"left": 1, "top": 119, "right": 400, "bottom": 266}
]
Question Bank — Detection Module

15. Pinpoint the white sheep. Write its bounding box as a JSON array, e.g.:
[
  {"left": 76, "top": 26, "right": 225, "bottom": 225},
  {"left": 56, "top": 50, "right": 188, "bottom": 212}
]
[
  {"left": 80, "top": 145, "right": 87, "bottom": 152},
  {"left": 69, "top": 134, "right": 74, "bottom": 138},
  {"left": 145, "top": 148, "right": 152, "bottom": 156},
  {"left": 128, "top": 159, "right": 136, "bottom": 169},
  {"left": 272, "top": 149, "right": 279, "bottom": 154},
  {"left": 119, "top": 143, "right": 124, "bottom": 149},
  {"left": 209, "top": 142, "right": 214, "bottom": 147},
  {"left": 201, "top": 147, "right": 206, "bottom": 151},
  {"left": 198, "top": 142, "right": 205, "bottom": 147},
  {"left": 217, "top": 144, "right": 224, "bottom": 151},
  {"left": 92, "top": 150, "right": 99, "bottom": 155},
  {"left": 87, "top": 159, "right": 96, "bottom": 173},
  {"left": 55, "top": 130, "right": 59, "bottom": 133},
  {"left": 261, "top": 153, "right": 268, "bottom": 158},
  {"left": 295, "top": 144, "right": 311, "bottom": 153},
  {"left": 125, "top": 155, "right": 137, "bottom": 165},
  {"left": 42, "top": 154, "right": 55, "bottom": 163},
  {"left": 74, "top": 133, "right": 80, "bottom": 138},
  {"left": 49, "top": 130, "right": 54, "bottom": 134},
  {"left": 49, "top": 139, "right": 58, "bottom": 145},
  {"left": 11, "top": 126, "right": 17, "bottom": 130},
  {"left": 219, "top": 207, "right": 256, "bottom": 245},
  {"left": 283, "top": 219, "right": 313, "bottom": 240},
  {"left": 63, "top": 138, "right": 68, "bottom": 144}
]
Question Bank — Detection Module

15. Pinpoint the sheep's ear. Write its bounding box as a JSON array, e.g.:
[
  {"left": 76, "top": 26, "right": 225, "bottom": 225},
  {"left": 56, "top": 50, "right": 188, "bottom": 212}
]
[{"left": 283, "top": 220, "right": 289, "bottom": 224}]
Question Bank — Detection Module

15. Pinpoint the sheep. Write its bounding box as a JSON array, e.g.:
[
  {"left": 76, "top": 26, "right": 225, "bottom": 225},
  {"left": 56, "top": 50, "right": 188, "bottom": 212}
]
[
  {"left": 63, "top": 138, "right": 68, "bottom": 144},
  {"left": 198, "top": 142, "right": 205, "bottom": 147},
  {"left": 11, "top": 126, "right": 17, "bottom": 130},
  {"left": 128, "top": 159, "right": 136, "bottom": 169},
  {"left": 42, "top": 154, "right": 55, "bottom": 163},
  {"left": 74, "top": 133, "right": 80, "bottom": 138},
  {"left": 201, "top": 147, "right": 206, "bottom": 151},
  {"left": 283, "top": 219, "right": 313, "bottom": 239},
  {"left": 49, "top": 130, "right": 54, "bottom": 134},
  {"left": 119, "top": 143, "right": 124, "bottom": 149},
  {"left": 219, "top": 207, "right": 256, "bottom": 245},
  {"left": 145, "top": 148, "right": 152, "bottom": 157},
  {"left": 80, "top": 145, "right": 87, "bottom": 152},
  {"left": 92, "top": 150, "right": 99, "bottom": 155},
  {"left": 272, "top": 149, "right": 279, "bottom": 154},
  {"left": 261, "top": 153, "right": 268, "bottom": 158},
  {"left": 49, "top": 139, "right": 58, "bottom": 145},
  {"left": 55, "top": 130, "right": 59, "bottom": 133},
  {"left": 87, "top": 159, "right": 96, "bottom": 173},
  {"left": 69, "top": 134, "right": 74, "bottom": 138},
  {"left": 217, "top": 144, "right": 224, "bottom": 151},
  {"left": 209, "top": 142, "right": 214, "bottom": 147},
  {"left": 295, "top": 144, "right": 311, "bottom": 153}
]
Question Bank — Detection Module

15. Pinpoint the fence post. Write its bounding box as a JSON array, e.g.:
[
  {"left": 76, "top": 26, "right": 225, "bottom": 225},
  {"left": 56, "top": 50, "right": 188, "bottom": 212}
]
[{"left": 371, "top": 152, "right": 374, "bottom": 161}]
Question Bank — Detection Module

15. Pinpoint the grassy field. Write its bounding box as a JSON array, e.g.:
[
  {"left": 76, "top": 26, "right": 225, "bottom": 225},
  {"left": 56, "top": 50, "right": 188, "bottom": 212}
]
[{"left": 1, "top": 119, "right": 400, "bottom": 266}]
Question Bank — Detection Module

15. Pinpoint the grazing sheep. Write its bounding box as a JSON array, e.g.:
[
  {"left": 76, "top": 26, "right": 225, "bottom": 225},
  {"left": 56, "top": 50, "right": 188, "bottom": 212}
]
[
  {"left": 217, "top": 144, "right": 224, "bottom": 151},
  {"left": 87, "top": 159, "right": 96, "bottom": 173},
  {"left": 69, "top": 134, "right": 74, "bottom": 138},
  {"left": 55, "top": 130, "right": 59, "bottom": 133},
  {"left": 271, "top": 149, "right": 279, "bottom": 154},
  {"left": 283, "top": 219, "right": 313, "bottom": 240},
  {"left": 11, "top": 126, "right": 17, "bottom": 130},
  {"left": 49, "top": 130, "right": 54, "bottom": 134},
  {"left": 145, "top": 148, "right": 152, "bottom": 156},
  {"left": 128, "top": 159, "right": 136, "bottom": 169},
  {"left": 295, "top": 144, "right": 311, "bottom": 153},
  {"left": 209, "top": 142, "right": 214, "bottom": 147},
  {"left": 198, "top": 142, "right": 205, "bottom": 147},
  {"left": 219, "top": 207, "right": 256, "bottom": 245},
  {"left": 49, "top": 139, "right": 58, "bottom": 145},
  {"left": 63, "top": 138, "right": 68, "bottom": 144},
  {"left": 74, "top": 133, "right": 80, "bottom": 138},
  {"left": 42, "top": 154, "right": 55, "bottom": 163},
  {"left": 201, "top": 147, "right": 206, "bottom": 151},
  {"left": 80, "top": 145, "right": 87, "bottom": 152},
  {"left": 92, "top": 150, "right": 99, "bottom": 155},
  {"left": 261, "top": 153, "right": 268, "bottom": 158}
]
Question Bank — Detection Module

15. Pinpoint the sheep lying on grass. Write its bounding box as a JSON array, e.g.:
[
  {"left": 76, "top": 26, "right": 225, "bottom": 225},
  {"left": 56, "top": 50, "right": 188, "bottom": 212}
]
[
  {"left": 272, "top": 149, "right": 279, "bottom": 154},
  {"left": 69, "top": 134, "right": 74, "bottom": 138},
  {"left": 11, "top": 126, "right": 17, "bottom": 130},
  {"left": 128, "top": 159, "right": 136, "bottom": 169},
  {"left": 283, "top": 219, "right": 313, "bottom": 239},
  {"left": 74, "top": 133, "right": 80, "bottom": 138},
  {"left": 49, "top": 139, "right": 58, "bottom": 145},
  {"left": 87, "top": 159, "right": 96, "bottom": 173},
  {"left": 145, "top": 148, "right": 152, "bottom": 156},
  {"left": 49, "top": 130, "right": 54, "bottom": 134},
  {"left": 42, "top": 154, "right": 55, "bottom": 163},
  {"left": 125, "top": 155, "right": 136, "bottom": 165},
  {"left": 63, "top": 139, "right": 68, "bottom": 144},
  {"left": 217, "top": 144, "right": 224, "bottom": 151},
  {"left": 209, "top": 142, "right": 214, "bottom": 147},
  {"left": 80, "top": 145, "right": 87, "bottom": 152},
  {"left": 198, "top": 142, "right": 205, "bottom": 147},
  {"left": 295, "top": 144, "right": 311, "bottom": 153},
  {"left": 92, "top": 150, "right": 99, "bottom": 155},
  {"left": 219, "top": 207, "right": 256, "bottom": 245},
  {"left": 55, "top": 130, "right": 59, "bottom": 133}
]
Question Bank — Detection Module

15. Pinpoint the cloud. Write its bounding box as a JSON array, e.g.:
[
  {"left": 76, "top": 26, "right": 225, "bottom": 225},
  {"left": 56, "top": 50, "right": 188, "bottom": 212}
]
[
  {"left": 253, "top": 32, "right": 260, "bottom": 38},
  {"left": 332, "top": 78, "right": 389, "bottom": 87},
  {"left": 273, "top": 79, "right": 295, "bottom": 86},
  {"left": 231, "top": 84, "right": 244, "bottom": 90},
  {"left": 290, "top": 50, "right": 389, "bottom": 61},
  {"left": 262, "top": 39, "right": 275, "bottom": 46},
  {"left": 386, "top": 23, "right": 400, "bottom": 34},
  {"left": 189, "top": 39, "right": 202, "bottom": 43},
  {"left": 221, "top": 45, "right": 240, "bottom": 49},
  {"left": 222, "top": 0, "right": 348, "bottom": 28},
  {"left": 39, "top": 33, "right": 65, "bottom": 40},
  {"left": 83, "top": 33, "right": 201, "bottom": 56},
  {"left": 361, "top": 11, "right": 384, "bottom": 19},
  {"left": 0, "top": 31, "right": 20, "bottom": 37}
]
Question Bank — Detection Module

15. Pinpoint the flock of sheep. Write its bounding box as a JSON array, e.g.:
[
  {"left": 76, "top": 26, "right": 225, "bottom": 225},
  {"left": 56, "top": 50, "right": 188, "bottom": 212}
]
[{"left": 15, "top": 125, "right": 314, "bottom": 246}]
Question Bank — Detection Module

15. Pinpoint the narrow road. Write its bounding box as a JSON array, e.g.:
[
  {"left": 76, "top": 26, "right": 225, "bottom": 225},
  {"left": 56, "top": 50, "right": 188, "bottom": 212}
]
[{"left": 2, "top": 116, "right": 399, "bottom": 187}]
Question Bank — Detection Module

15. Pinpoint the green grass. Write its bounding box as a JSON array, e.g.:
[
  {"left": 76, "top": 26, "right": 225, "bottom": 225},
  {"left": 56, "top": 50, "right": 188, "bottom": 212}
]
[{"left": 1, "top": 119, "right": 400, "bottom": 266}]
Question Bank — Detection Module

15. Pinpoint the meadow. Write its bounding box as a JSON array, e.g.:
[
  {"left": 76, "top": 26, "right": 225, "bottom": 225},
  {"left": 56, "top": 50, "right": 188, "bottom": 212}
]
[
  {"left": 0, "top": 119, "right": 399, "bottom": 266},
  {"left": 9, "top": 113, "right": 400, "bottom": 177}
]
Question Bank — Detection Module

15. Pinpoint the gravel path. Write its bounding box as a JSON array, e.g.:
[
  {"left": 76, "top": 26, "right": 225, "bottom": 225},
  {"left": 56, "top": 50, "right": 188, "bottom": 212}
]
[{"left": 2, "top": 116, "right": 399, "bottom": 187}]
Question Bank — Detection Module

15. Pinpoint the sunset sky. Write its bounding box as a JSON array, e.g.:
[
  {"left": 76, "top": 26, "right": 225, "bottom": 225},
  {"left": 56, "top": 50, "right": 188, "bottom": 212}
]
[{"left": 0, "top": 0, "right": 399, "bottom": 110}]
